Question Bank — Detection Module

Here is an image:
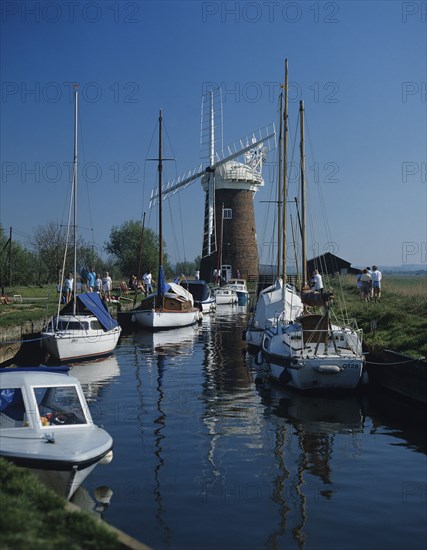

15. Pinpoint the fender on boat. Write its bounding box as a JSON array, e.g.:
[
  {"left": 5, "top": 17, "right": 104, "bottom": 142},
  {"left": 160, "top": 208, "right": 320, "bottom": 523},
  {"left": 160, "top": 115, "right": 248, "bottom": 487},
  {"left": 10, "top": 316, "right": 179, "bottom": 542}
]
[
  {"left": 311, "top": 364, "right": 341, "bottom": 374},
  {"left": 255, "top": 350, "right": 263, "bottom": 365}
]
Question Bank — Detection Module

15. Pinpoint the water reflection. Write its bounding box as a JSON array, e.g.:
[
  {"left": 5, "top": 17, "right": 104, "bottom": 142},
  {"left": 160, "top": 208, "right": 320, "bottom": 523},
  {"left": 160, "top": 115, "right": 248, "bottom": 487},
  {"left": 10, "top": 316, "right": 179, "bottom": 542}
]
[
  {"left": 133, "top": 324, "right": 199, "bottom": 358},
  {"left": 70, "top": 354, "right": 121, "bottom": 401},
  {"left": 131, "top": 326, "right": 201, "bottom": 548},
  {"left": 249, "top": 356, "right": 365, "bottom": 549},
  {"left": 70, "top": 484, "right": 113, "bottom": 518}
]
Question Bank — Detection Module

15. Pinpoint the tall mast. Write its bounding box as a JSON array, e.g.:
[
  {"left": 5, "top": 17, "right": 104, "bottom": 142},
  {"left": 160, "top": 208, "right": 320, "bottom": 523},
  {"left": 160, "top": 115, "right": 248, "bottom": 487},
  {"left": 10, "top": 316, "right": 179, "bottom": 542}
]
[
  {"left": 299, "top": 100, "right": 307, "bottom": 286},
  {"left": 72, "top": 84, "right": 78, "bottom": 315},
  {"left": 158, "top": 109, "right": 163, "bottom": 265},
  {"left": 277, "top": 92, "right": 283, "bottom": 279},
  {"left": 282, "top": 59, "right": 288, "bottom": 283},
  {"left": 158, "top": 109, "right": 163, "bottom": 297}
]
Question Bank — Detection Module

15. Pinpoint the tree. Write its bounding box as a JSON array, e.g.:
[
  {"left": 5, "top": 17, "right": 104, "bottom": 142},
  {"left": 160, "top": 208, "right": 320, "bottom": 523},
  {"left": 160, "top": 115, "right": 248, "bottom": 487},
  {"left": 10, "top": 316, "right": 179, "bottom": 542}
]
[
  {"left": 33, "top": 222, "right": 67, "bottom": 283},
  {"left": 105, "top": 220, "right": 171, "bottom": 278},
  {"left": 32, "top": 221, "right": 105, "bottom": 284},
  {"left": 174, "top": 256, "right": 201, "bottom": 280},
  {"left": 0, "top": 226, "right": 37, "bottom": 287}
]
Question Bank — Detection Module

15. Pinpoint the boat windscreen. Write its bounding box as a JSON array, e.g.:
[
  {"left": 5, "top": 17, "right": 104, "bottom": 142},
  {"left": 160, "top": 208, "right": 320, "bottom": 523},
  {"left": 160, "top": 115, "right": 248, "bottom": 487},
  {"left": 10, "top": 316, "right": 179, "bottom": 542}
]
[{"left": 34, "top": 386, "right": 87, "bottom": 425}]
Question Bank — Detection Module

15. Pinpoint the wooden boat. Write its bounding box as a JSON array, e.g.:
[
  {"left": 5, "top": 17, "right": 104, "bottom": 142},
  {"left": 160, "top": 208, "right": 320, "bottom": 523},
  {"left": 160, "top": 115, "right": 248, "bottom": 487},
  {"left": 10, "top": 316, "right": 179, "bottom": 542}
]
[
  {"left": 0, "top": 367, "right": 113, "bottom": 499},
  {"left": 41, "top": 86, "right": 121, "bottom": 361},
  {"left": 131, "top": 111, "right": 201, "bottom": 330}
]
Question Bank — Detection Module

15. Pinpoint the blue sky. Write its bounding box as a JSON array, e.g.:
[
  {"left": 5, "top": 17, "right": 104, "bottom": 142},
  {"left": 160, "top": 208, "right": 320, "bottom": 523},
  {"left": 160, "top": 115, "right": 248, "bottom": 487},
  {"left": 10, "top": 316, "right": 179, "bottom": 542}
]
[{"left": 1, "top": 0, "right": 426, "bottom": 270}]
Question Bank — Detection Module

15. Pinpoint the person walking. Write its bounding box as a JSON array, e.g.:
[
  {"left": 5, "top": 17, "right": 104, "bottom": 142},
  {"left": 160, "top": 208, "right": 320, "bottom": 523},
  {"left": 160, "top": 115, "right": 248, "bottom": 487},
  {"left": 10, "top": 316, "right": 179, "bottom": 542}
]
[
  {"left": 371, "top": 265, "right": 382, "bottom": 302},
  {"left": 143, "top": 270, "right": 152, "bottom": 293},
  {"left": 360, "top": 268, "right": 372, "bottom": 302},
  {"left": 95, "top": 274, "right": 102, "bottom": 293},
  {"left": 102, "top": 271, "right": 112, "bottom": 302},
  {"left": 64, "top": 272, "right": 73, "bottom": 303},
  {"left": 87, "top": 267, "right": 96, "bottom": 292}
]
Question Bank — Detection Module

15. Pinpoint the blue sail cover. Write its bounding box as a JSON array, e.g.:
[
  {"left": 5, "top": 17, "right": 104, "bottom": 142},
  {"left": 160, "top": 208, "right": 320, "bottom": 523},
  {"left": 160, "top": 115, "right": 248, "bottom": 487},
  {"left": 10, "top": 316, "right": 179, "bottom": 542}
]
[
  {"left": 74, "top": 293, "right": 119, "bottom": 331},
  {"left": 158, "top": 265, "right": 167, "bottom": 296}
]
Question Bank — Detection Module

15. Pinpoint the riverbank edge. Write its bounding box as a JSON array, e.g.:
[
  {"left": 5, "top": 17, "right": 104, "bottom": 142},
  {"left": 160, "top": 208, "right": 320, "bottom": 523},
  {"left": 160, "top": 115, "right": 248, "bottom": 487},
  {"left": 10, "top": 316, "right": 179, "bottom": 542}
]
[{"left": 65, "top": 500, "right": 151, "bottom": 550}]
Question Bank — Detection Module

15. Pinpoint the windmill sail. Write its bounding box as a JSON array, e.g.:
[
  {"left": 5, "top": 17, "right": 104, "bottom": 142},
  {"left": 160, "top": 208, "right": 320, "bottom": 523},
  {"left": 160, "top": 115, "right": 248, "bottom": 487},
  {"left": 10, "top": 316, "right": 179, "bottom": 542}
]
[{"left": 148, "top": 88, "right": 276, "bottom": 281}]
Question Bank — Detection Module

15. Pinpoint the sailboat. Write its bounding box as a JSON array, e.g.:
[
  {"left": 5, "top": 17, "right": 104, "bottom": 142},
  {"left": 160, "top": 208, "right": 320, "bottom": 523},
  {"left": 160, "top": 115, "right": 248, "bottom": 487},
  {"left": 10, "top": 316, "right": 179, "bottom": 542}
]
[
  {"left": 41, "top": 86, "right": 121, "bottom": 362},
  {"left": 261, "top": 81, "right": 364, "bottom": 391},
  {"left": 244, "top": 60, "right": 303, "bottom": 351},
  {"left": 131, "top": 110, "right": 201, "bottom": 330}
]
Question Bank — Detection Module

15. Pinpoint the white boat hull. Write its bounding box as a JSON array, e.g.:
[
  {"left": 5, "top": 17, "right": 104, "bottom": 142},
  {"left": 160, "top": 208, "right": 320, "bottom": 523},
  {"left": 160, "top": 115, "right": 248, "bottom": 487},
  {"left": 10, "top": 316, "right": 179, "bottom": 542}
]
[
  {"left": 9, "top": 451, "right": 109, "bottom": 500},
  {"left": 262, "top": 320, "right": 364, "bottom": 391},
  {"left": 244, "top": 327, "right": 265, "bottom": 350},
  {"left": 132, "top": 308, "right": 200, "bottom": 330},
  {"left": 41, "top": 326, "right": 122, "bottom": 362},
  {"left": 215, "top": 290, "right": 238, "bottom": 305},
  {"left": 268, "top": 357, "right": 364, "bottom": 390}
]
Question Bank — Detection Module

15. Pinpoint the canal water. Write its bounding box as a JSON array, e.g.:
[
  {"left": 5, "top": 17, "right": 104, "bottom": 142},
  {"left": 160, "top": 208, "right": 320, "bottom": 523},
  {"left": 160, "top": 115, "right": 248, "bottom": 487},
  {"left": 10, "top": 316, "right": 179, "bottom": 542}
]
[{"left": 61, "top": 306, "right": 425, "bottom": 549}]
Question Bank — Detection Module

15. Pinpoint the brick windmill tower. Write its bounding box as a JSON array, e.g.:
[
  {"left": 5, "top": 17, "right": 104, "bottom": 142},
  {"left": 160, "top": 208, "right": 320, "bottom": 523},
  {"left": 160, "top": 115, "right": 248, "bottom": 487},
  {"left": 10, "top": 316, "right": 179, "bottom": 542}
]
[{"left": 150, "top": 89, "right": 276, "bottom": 282}]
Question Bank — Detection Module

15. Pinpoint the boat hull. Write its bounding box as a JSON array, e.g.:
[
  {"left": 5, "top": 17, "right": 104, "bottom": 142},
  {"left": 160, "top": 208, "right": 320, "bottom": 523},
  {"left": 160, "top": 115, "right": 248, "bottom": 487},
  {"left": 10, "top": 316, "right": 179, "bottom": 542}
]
[
  {"left": 41, "top": 327, "right": 122, "bottom": 362},
  {"left": 268, "top": 357, "right": 364, "bottom": 391},
  {"left": 215, "top": 291, "right": 238, "bottom": 305},
  {"left": 132, "top": 308, "right": 200, "bottom": 330},
  {"left": 262, "top": 320, "right": 364, "bottom": 391},
  {"left": 3, "top": 445, "right": 112, "bottom": 500}
]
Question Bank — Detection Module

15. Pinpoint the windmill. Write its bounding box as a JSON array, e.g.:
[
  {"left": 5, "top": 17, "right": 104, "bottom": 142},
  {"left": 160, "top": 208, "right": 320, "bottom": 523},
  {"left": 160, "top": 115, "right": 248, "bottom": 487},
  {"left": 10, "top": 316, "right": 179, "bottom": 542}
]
[{"left": 150, "top": 88, "right": 276, "bottom": 282}]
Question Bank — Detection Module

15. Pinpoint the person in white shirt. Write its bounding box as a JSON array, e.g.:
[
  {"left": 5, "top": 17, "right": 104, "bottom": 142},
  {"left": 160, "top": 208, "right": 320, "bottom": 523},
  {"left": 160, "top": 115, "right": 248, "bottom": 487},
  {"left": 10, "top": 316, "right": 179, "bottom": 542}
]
[
  {"left": 371, "top": 265, "right": 382, "bottom": 302},
  {"left": 310, "top": 270, "right": 324, "bottom": 292},
  {"left": 360, "top": 269, "right": 372, "bottom": 302},
  {"left": 143, "top": 271, "right": 152, "bottom": 293},
  {"left": 102, "top": 271, "right": 112, "bottom": 302},
  {"left": 64, "top": 273, "right": 74, "bottom": 303}
]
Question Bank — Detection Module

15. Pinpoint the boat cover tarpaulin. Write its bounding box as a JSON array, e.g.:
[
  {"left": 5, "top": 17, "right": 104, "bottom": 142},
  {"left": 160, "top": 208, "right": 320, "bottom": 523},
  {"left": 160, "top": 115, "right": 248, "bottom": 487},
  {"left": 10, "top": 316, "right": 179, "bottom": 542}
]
[
  {"left": 61, "top": 293, "right": 119, "bottom": 331},
  {"left": 254, "top": 279, "right": 303, "bottom": 327}
]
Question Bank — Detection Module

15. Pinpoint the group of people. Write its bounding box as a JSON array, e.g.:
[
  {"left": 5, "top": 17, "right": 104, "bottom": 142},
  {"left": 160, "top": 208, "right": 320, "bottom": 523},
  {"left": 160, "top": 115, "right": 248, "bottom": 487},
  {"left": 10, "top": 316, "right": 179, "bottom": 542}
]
[
  {"left": 62, "top": 269, "right": 113, "bottom": 303},
  {"left": 127, "top": 271, "right": 153, "bottom": 296},
  {"left": 356, "top": 266, "right": 382, "bottom": 302}
]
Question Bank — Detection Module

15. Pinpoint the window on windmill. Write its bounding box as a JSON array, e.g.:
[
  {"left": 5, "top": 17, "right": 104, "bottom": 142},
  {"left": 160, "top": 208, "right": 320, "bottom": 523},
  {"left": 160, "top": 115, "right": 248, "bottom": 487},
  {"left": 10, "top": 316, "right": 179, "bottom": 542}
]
[{"left": 223, "top": 208, "right": 232, "bottom": 219}]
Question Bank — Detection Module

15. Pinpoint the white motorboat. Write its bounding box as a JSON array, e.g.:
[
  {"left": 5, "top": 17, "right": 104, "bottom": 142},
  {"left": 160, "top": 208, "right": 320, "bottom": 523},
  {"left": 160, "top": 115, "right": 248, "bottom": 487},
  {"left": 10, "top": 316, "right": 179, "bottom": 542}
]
[
  {"left": 0, "top": 367, "right": 113, "bottom": 500},
  {"left": 225, "top": 278, "right": 249, "bottom": 305},
  {"left": 179, "top": 280, "right": 216, "bottom": 313},
  {"left": 40, "top": 86, "right": 121, "bottom": 361},
  {"left": 214, "top": 287, "right": 238, "bottom": 305}
]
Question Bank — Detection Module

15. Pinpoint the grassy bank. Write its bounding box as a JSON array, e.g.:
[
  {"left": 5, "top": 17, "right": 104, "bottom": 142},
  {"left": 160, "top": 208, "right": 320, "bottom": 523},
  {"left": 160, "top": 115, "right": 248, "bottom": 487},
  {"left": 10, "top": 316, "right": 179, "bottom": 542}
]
[
  {"left": 330, "top": 274, "right": 427, "bottom": 358},
  {"left": 0, "top": 458, "right": 120, "bottom": 550},
  {"left": 0, "top": 286, "right": 58, "bottom": 330}
]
